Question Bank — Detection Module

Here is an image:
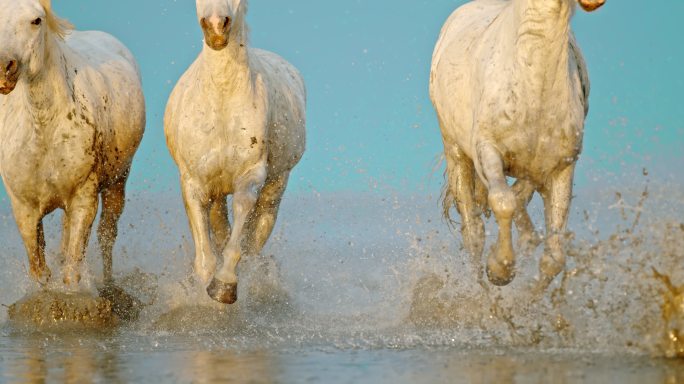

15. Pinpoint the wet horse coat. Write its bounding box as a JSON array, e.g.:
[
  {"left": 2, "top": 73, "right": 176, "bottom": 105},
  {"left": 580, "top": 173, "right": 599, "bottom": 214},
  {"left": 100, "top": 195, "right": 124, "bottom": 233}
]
[
  {"left": 165, "top": 0, "right": 306, "bottom": 304},
  {"left": 430, "top": 0, "right": 604, "bottom": 288},
  {"left": 0, "top": 0, "right": 145, "bottom": 288}
]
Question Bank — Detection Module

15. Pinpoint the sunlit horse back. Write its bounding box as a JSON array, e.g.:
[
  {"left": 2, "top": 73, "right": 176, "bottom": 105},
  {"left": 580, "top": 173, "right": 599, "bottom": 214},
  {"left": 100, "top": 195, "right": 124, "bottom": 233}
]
[{"left": 0, "top": 0, "right": 145, "bottom": 288}]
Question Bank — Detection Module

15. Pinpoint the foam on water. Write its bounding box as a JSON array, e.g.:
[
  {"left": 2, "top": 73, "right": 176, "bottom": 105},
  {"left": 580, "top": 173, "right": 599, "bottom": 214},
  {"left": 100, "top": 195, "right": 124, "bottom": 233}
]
[{"left": 1, "top": 175, "right": 683, "bottom": 356}]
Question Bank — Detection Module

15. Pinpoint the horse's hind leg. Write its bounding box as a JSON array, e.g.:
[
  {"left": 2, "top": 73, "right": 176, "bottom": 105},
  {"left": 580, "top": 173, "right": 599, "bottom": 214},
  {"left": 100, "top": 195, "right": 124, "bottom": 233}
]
[
  {"left": 10, "top": 196, "right": 51, "bottom": 284},
  {"left": 97, "top": 180, "right": 126, "bottom": 285},
  {"left": 209, "top": 197, "right": 231, "bottom": 252},
  {"left": 512, "top": 180, "right": 542, "bottom": 254},
  {"left": 477, "top": 142, "right": 517, "bottom": 286},
  {"left": 537, "top": 164, "right": 575, "bottom": 292},
  {"left": 243, "top": 172, "right": 289, "bottom": 256},
  {"left": 445, "top": 146, "right": 485, "bottom": 278}
]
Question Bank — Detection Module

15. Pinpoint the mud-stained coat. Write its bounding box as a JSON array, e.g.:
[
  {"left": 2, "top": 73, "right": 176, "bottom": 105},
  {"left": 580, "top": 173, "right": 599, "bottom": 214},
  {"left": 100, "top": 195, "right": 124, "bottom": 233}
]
[
  {"left": 429, "top": 0, "right": 603, "bottom": 289},
  {"left": 165, "top": 0, "right": 306, "bottom": 304},
  {"left": 0, "top": 0, "right": 145, "bottom": 287}
]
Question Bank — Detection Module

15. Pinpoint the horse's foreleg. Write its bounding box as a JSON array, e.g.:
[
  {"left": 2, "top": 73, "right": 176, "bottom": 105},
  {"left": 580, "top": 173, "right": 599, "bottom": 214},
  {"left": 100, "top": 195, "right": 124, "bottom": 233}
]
[
  {"left": 477, "top": 142, "right": 517, "bottom": 286},
  {"left": 60, "top": 212, "right": 70, "bottom": 266},
  {"left": 97, "top": 180, "right": 126, "bottom": 285},
  {"left": 446, "top": 146, "right": 485, "bottom": 277},
  {"left": 11, "top": 197, "right": 50, "bottom": 284},
  {"left": 537, "top": 164, "right": 575, "bottom": 292},
  {"left": 208, "top": 165, "right": 266, "bottom": 304},
  {"left": 181, "top": 179, "right": 216, "bottom": 284},
  {"left": 209, "top": 197, "right": 231, "bottom": 253},
  {"left": 512, "top": 180, "right": 542, "bottom": 254},
  {"left": 243, "top": 172, "right": 289, "bottom": 256},
  {"left": 63, "top": 177, "right": 99, "bottom": 288}
]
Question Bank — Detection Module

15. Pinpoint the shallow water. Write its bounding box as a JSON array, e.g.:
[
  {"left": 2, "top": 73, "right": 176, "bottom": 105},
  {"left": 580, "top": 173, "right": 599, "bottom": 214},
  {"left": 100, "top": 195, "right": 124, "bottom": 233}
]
[{"left": 1, "top": 177, "right": 684, "bottom": 382}]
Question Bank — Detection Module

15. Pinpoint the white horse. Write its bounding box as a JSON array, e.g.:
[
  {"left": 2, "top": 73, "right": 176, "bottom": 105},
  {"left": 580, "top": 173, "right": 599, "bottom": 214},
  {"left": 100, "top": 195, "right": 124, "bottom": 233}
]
[
  {"left": 165, "top": 0, "right": 306, "bottom": 304},
  {"left": 430, "top": 0, "right": 605, "bottom": 290},
  {"left": 0, "top": 0, "right": 145, "bottom": 288}
]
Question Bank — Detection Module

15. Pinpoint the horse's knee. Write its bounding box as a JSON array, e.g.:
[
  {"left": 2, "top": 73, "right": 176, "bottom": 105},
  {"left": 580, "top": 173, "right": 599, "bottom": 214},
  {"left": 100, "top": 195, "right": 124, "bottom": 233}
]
[{"left": 488, "top": 187, "right": 516, "bottom": 220}]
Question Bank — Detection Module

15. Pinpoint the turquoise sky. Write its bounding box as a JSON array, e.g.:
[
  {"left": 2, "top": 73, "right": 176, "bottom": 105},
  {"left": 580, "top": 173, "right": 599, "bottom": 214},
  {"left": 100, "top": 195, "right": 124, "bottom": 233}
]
[{"left": 2, "top": 0, "right": 683, "bottom": 198}]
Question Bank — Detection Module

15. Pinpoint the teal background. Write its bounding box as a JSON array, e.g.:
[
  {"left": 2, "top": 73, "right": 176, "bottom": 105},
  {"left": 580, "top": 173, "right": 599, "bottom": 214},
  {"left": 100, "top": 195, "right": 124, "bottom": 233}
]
[{"left": 2, "top": 0, "right": 683, "bottom": 198}]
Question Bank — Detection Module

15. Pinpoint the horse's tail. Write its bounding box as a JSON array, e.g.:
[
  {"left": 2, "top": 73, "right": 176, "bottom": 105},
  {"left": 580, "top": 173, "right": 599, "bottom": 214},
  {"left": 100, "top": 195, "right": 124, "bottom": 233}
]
[
  {"left": 440, "top": 159, "right": 491, "bottom": 231},
  {"left": 441, "top": 164, "right": 458, "bottom": 231}
]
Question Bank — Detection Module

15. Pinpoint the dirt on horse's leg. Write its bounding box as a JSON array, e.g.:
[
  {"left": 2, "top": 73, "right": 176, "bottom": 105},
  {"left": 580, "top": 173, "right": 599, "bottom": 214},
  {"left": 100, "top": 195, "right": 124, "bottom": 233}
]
[
  {"left": 477, "top": 142, "right": 517, "bottom": 287},
  {"left": 446, "top": 145, "right": 486, "bottom": 281},
  {"left": 11, "top": 196, "right": 50, "bottom": 284},
  {"left": 537, "top": 164, "right": 575, "bottom": 293},
  {"left": 181, "top": 179, "right": 216, "bottom": 285},
  {"left": 243, "top": 172, "right": 289, "bottom": 256},
  {"left": 208, "top": 165, "right": 266, "bottom": 304},
  {"left": 209, "top": 197, "right": 231, "bottom": 253},
  {"left": 97, "top": 180, "right": 126, "bottom": 285},
  {"left": 512, "top": 180, "right": 542, "bottom": 254},
  {"left": 63, "top": 177, "right": 99, "bottom": 288}
]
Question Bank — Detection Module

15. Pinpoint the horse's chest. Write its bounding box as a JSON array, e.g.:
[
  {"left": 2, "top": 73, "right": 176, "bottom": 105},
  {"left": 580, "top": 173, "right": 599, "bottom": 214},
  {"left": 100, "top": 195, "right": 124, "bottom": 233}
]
[
  {"left": 1, "top": 122, "right": 96, "bottom": 200},
  {"left": 180, "top": 97, "right": 267, "bottom": 180}
]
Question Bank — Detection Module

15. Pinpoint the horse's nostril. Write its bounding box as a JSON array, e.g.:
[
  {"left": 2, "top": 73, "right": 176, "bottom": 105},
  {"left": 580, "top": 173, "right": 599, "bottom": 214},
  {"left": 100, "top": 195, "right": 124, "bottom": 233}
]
[
  {"left": 6, "top": 60, "right": 16, "bottom": 73},
  {"left": 223, "top": 17, "right": 231, "bottom": 30}
]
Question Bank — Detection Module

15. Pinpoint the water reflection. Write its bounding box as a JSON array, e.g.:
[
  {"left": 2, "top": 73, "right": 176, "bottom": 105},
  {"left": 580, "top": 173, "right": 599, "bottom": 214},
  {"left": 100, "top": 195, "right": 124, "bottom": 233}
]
[
  {"left": 3, "top": 334, "right": 124, "bottom": 383},
  {"left": 176, "top": 350, "right": 277, "bottom": 383},
  {"left": 3, "top": 333, "right": 684, "bottom": 383}
]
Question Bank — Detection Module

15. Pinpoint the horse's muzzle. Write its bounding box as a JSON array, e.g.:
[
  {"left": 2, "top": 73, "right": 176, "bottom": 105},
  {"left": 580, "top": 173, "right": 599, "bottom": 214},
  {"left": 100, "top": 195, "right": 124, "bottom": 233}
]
[
  {"left": 578, "top": 0, "right": 606, "bottom": 12},
  {"left": 200, "top": 16, "right": 231, "bottom": 51},
  {"left": 0, "top": 59, "right": 19, "bottom": 95}
]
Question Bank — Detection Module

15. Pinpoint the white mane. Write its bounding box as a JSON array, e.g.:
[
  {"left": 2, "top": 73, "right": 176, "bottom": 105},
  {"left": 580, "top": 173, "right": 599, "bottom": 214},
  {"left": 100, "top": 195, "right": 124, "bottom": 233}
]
[{"left": 39, "top": 0, "right": 73, "bottom": 39}]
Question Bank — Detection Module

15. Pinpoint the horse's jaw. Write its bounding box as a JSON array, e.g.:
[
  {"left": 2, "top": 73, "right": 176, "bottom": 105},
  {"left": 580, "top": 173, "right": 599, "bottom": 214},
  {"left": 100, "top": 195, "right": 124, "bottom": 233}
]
[{"left": 204, "top": 39, "right": 229, "bottom": 51}]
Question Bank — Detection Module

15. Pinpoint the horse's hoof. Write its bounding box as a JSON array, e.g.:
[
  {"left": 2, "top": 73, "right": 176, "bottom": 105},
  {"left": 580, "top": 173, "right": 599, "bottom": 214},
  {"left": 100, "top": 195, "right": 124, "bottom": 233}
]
[
  {"left": 30, "top": 267, "right": 52, "bottom": 286},
  {"left": 207, "top": 279, "right": 238, "bottom": 304},
  {"left": 532, "top": 276, "right": 553, "bottom": 296},
  {"left": 486, "top": 259, "right": 516, "bottom": 287}
]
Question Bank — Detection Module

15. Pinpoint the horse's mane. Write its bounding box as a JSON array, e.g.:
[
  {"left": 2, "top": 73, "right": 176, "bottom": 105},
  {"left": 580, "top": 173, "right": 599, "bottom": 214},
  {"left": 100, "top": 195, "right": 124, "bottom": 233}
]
[
  {"left": 39, "top": 0, "right": 74, "bottom": 39},
  {"left": 235, "top": 0, "right": 250, "bottom": 45}
]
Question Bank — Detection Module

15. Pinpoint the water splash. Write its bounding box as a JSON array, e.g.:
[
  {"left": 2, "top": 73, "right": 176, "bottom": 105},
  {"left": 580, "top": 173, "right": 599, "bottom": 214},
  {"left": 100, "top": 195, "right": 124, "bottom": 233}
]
[{"left": 0, "top": 178, "right": 682, "bottom": 357}]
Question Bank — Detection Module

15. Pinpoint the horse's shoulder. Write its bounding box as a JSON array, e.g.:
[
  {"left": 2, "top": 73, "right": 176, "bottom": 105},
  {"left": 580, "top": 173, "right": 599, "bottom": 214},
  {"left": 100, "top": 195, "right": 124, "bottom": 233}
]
[
  {"left": 66, "top": 31, "right": 137, "bottom": 71},
  {"left": 433, "top": 0, "right": 508, "bottom": 70},
  {"left": 249, "top": 48, "right": 303, "bottom": 90}
]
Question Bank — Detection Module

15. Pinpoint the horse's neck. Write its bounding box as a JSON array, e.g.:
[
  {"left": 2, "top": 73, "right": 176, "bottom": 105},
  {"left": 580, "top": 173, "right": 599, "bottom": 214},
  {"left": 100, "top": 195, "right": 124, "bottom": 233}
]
[
  {"left": 512, "top": 0, "right": 573, "bottom": 99},
  {"left": 22, "top": 38, "right": 72, "bottom": 127},
  {"left": 200, "top": 42, "right": 253, "bottom": 94}
]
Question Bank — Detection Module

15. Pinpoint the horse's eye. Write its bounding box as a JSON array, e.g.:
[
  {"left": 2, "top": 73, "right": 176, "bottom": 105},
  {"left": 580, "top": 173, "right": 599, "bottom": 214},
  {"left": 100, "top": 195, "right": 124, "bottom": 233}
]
[{"left": 31, "top": 18, "right": 42, "bottom": 26}]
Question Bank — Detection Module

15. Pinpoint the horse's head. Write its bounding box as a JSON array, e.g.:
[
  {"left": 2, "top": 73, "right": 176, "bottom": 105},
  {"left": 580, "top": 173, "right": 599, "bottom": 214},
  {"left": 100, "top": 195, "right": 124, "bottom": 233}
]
[
  {"left": 196, "top": 0, "right": 247, "bottom": 51},
  {"left": 577, "top": 0, "right": 606, "bottom": 12},
  {"left": 0, "top": 0, "right": 72, "bottom": 95}
]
